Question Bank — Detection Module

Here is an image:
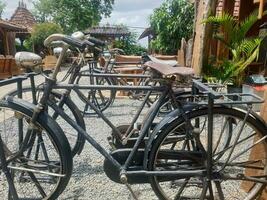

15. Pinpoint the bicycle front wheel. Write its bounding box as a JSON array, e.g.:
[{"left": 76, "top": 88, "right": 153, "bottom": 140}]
[
  {"left": 148, "top": 107, "right": 267, "bottom": 200},
  {"left": 0, "top": 99, "right": 72, "bottom": 199}
]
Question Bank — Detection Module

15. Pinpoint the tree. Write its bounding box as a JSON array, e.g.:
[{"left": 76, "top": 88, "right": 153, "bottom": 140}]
[
  {"left": 33, "top": 0, "right": 114, "bottom": 33},
  {"left": 113, "top": 32, "right": 147, "bottom": 56},
  {"left": 29, "top": 22, "right": 63, "bottom": 53},
  {"left": 149, "top": 0, "right": 194, "bottom": 54},
  {"left": 32, "top": 0, "right": 53, "bottom": 22},
  {"left": 0, "top": 0, "right": 6, "bottom": 18}
]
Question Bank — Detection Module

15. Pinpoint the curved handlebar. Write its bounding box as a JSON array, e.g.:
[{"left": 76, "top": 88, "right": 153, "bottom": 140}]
[{"left": 44, "top": 34, "right": 95, "bottom": 49}]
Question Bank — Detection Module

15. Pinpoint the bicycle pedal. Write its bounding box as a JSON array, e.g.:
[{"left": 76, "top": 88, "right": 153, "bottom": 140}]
[
  {"left": 125, "top": 183, "right": 140, "bottom": 200},
  {"left": 193, "top": 128, "right": 201, "bottom": 134},
  {"left": 107, "top": 136, "right": 116, "bottom": 150}
]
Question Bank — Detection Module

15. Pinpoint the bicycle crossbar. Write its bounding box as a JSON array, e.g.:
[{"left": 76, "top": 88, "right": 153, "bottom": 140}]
[
  {"left": 126, "top": 170, "right": 205, "bottom": 177},
  {"left": 0, "top": 76, "right": 27, "bottom": 87},
  {"left": 110, "top": 61, "right": 143, "bottom": 65},
  {"left": 55, "top": 83, "right": 166, "bottom": 91},
  {"left": 79, "top": 72, "right": 151, "bottom": 79}
]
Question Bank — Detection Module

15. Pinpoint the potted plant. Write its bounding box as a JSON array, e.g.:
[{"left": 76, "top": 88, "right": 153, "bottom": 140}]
[{"left": 203, "top": 10, "right": 264, "bottom": 91}]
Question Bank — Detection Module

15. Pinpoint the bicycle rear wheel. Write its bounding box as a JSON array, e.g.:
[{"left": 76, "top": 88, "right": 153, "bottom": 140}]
[
  {"left": 147, "top": 107, "right": 267, "bottom": 200},
  {"left": 0, "top": 99, "right": 72, "bottom": 199},
  {"left": 4, "top": 87, "right": 86, "bottom": 157}
]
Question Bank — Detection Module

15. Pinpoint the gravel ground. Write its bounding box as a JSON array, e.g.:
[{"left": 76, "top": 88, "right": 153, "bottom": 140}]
[{"left": 60, "top": 98, "right": 159, "bottom": 200}]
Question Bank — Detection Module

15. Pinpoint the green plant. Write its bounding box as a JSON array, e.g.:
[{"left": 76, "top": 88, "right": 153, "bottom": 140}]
[
  {"left": 203, "top": 10, "right": 264, "bottom": 86},
  {"left": 149, "top": 0, "right": 194, "bottom": 54},
  {"left": 30, "top": 22, "right": 63, "bottom": 54},
  {"left": 113, "top": 31, "right": 147, "bottom": 56}
]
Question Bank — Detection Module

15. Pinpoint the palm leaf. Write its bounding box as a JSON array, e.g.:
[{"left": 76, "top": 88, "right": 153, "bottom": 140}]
[
  {"left": 232, "top": 10, "right": 259, "bottom": 45},
  {"left": 204, "top": 13, "right": 236, "bottom": 46},
  {"left": 234, "top": 38, "right": 262, "bottom": 60}
]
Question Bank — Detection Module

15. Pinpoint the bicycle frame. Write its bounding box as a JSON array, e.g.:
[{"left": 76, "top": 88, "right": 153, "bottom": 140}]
[
  {"left": 41, "top": 80, "right": 206, "bottom": 178},
  {"left": 24, "top": 45, "right": 205, "bottom": 181}
]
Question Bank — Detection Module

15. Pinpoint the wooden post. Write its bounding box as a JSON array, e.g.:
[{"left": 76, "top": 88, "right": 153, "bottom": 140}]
[
  {"left": 250, "top": 90, "right": 267, "bottom": 199},
  {"left": 202, "top": 0, "right": 218, "bottom": 69},
  {"left": 258, "top": 0, "right": 265, "bottom": 19},
  {"left": 191, "top": 0, "right": 217, "bottom": 75},
  {"left": 217, "top": 0, "right": 235, "bottom": 60},
  {"left": 191, "top": 0, "right": 205, "bottom": 75}
]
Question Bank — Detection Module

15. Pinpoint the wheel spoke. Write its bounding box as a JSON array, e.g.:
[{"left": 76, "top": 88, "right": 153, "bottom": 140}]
[{"left": 27, "top": 171, "right": 47, "bottom": 198}]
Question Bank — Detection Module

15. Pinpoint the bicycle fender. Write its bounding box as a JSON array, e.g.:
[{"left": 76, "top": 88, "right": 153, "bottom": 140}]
[
  {"left": 143, "top": 104, "right": 198, "bottom": 168},
  {"left": 233, "top": 106, "right": 267, "bottom": 132},
  {"left": 4, "top": 96, "right": 38, "bottom": 115},
  {"left": 3, "top": 96, "right": 61, "bottom": 128}
]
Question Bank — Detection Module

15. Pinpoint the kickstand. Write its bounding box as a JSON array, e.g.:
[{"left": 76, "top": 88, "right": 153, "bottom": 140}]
[{"left": 125, "top": 183, "right": 139, "bottom": 200}]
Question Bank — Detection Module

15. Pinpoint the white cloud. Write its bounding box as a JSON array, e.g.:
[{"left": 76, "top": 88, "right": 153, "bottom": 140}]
[
  {"left": 112, "top": 0, "right": 163, "bottom": 12},
  {"left": 2, "top": 0, "right": 163, "bottom": 46},
  {"left": 100, "top": 0, "right": 164, "bottom": 46}
]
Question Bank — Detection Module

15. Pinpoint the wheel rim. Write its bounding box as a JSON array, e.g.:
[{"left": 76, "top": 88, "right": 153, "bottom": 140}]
[{"left": 149, "top": 112, "right": 267, "bottom": 200}]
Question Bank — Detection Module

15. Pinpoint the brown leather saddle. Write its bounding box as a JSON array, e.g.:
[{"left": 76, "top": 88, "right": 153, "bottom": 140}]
[{"left": 144, "top": 61, "right": 194, "bottom": 77}]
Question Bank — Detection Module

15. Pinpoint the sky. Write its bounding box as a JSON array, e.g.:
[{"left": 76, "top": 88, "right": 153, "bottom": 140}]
[{"left": 2, "top": 0, "right": 164, "bottom": 46}]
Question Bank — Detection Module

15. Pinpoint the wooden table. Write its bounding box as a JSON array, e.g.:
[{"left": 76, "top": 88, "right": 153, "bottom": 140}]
[{"left": 113, "top": 66, "right": 143, "bottom": 96}]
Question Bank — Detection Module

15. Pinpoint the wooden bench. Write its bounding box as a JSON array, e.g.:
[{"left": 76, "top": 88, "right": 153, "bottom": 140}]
[
  {"left": 0, "top": 56, "right": 12, "bottom": 80},
  {"left": 43, "top": 55, "right": 57, "bottom": 71},
  {"left": 112, "top": 55, "right": 144, "bottom": 96},
  {"left": 114, "top": 55, "right": 142, "bottom": 64}
]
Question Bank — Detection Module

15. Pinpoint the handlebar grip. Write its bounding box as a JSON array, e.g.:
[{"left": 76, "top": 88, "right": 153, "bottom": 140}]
[
  {"left": 83, "top": 40, "right": 95, "bottom": 47},
  {"left": 88, "top": 36, "right": 106, "bottom": 46},
  {"left": 62, "top": 35, "right": 85, "bottom": 49}
]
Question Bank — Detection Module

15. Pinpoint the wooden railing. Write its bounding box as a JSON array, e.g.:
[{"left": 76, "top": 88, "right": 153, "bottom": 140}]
[{"left": 0, "top": 56, "right": 23, "bottom": 80}]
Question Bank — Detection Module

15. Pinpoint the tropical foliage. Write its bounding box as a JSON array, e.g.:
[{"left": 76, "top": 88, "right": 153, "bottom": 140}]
[
  {"left": 149, "top": 0, "right": 194, "bottom": 54},
  {"left": 203, "top": 10, "right": 264, "bottom": 86},
  {"left": 33, "top": 0, "right": 114, "bottom": 33}
]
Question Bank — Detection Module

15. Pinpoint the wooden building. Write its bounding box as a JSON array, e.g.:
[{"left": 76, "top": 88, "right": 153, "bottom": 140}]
[
  {"left": 192, "top": 0, "right": 267, "bottom": 75},
  {"left": 0, "top": 20, "right": 26, "bottom": 56},
  {"left": 10, "top": 0, "right": 36, "bottom": 47},
  {"left": 0, "top": 20, "right": 26, "bottom": 79}
]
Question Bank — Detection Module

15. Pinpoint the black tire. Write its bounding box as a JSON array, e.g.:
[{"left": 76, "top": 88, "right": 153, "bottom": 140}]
[
  {"left": 4, "top": 87, "right": 86, "bottom": 157},
  {"left": 74, "top": 71, "right": 116, "bottom": 114},
  {"left": 147, "top": 107, "right": 267, "bottom": 200},
  {"left": 0, "top": 99, "right": 72, "bottom": 199}
]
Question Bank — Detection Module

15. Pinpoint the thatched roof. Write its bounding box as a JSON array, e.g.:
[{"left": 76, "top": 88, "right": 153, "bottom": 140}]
[
  {"left": 0, "top": 19, "right": 26, "bottom": 32},
  {"left": 84, "top": 26, "right": 130, "bottom": 37},
  {"left": 10, "top": 1, "right": 36, "bottom": 32}
]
